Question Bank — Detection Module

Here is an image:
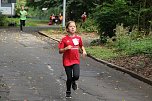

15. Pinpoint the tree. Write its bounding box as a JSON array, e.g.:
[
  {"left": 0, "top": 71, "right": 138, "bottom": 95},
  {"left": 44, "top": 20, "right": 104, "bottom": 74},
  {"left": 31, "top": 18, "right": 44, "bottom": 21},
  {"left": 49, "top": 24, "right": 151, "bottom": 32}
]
[
  {"left": 66, "top": 0, "right": 103, "bottom": 21},
  {"left": 128, "top": 0, "right": 152, "bottom": 32},
  {"left": 93, "top": 0, "right": 137, "bottom": 38}
]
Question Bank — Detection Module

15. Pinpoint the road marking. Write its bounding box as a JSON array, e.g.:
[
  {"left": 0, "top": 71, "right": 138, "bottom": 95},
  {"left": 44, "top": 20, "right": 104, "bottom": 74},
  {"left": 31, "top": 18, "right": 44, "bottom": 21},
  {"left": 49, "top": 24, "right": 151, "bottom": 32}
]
[{"left": 47, "top": 65, "right": 54, "bottom": 71}]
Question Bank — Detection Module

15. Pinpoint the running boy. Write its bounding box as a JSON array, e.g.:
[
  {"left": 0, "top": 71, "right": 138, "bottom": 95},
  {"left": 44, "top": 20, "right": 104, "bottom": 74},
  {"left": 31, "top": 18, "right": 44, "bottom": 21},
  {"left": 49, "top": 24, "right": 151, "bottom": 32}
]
[
  {"left": 58, "top": 21, "right": 87, "bottom": 98},
  {"left": 19, "top": 5, "right": 27, "bottom": 31}
]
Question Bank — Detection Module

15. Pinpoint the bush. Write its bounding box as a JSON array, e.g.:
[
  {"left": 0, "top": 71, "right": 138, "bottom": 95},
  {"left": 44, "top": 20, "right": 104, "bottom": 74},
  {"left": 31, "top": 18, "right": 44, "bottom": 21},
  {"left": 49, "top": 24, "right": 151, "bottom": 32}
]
[
  {"left": 77, "top": 17, "right": 97, "bottom": 33},
  {"left": 90, "top": 39, "right": 100, "bottom": 46},
  {"left": 110, "top": 25, "right": 152, "bottom": 56},
  {"left": 0, "top": 13, "right": 8, "bottom": 26},
  {"left": 80, "top": 18, "right": 97, "bottom": 32},
  {"left": 126, "top": 38, "right": 152, "bottom": 55},
  {"left": 93, "top": 0, "right": 137, "bottom": 39}
]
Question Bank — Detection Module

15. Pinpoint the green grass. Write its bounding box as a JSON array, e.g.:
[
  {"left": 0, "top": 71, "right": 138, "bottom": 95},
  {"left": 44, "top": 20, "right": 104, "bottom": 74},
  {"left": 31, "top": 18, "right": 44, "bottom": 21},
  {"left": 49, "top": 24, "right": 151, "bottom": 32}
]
[
  {"left": 115, "top": 37, "right": 152, "bottom": 55},
  {"left": 26, "top": 18, "right": 48, "bottom": 26},
  {"left": 7, "top": 18, "right": 48, "bottom": 26},
  {"left": 86, "top": 36, "right": 152, "bottom": 60},
  {"left": 86, "top": 46, "right": 118, "bottom": 60}
]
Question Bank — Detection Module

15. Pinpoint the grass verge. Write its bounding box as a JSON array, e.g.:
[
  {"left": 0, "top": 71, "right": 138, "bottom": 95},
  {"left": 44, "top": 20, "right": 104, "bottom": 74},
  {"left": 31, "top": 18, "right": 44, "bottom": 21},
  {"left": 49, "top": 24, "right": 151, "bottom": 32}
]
[
  {"left": 86, "top": 46, "right": 119, "bottom": 60},
  {"left": 7, "top": 18, "right": 48, "bottom": 26}
]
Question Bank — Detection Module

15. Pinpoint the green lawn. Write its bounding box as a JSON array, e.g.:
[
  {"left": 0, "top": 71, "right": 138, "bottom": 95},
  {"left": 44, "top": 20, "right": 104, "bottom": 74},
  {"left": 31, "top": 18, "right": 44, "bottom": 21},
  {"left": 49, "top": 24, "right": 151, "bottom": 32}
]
[
  {"left": 7, "top": 18, "right": 48, "bottom": 26},
  {"left": 86, "top": 36, "right": 152, "bottom": 60},
  {"left": 86, "top": 46, "right": 119, "bottom": 60}
]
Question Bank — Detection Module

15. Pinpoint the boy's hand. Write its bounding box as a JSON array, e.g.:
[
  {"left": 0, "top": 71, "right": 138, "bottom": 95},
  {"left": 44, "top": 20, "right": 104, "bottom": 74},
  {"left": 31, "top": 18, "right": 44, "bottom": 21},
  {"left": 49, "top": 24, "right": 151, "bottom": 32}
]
[
  {"left": 82, "top": 51, "right": 87, "bottom": 58},
  {"left": 64, "top": 45, "right": 72, "bottom": 50}
]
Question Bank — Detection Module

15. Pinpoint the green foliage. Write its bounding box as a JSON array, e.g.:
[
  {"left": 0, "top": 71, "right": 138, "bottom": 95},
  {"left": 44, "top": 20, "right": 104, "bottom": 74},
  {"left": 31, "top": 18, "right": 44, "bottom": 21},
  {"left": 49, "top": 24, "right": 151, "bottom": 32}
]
[
  {"left": 27, "top": 7, "right": 45, "bottom": 19},
  {"left": 26, "top": 6, "right": 62, "bottom": 20},
  {"left": 26, "top": 0, "right": 63, "bottom": 10},
  {"left": 15, "top": 0, "right": 27, "bottom": 17},
  {"left": 135, "top": 0, "right": 152, "bottom": 31},
  {"left": 100, "top": 35, "right": 108, "bottom": 44},
  {"left": 90, "top": 35, "right": 108, "bottom": 45},
  {"left": 23, "top": 0, "right": 63, "bottom": 20},
  {"left": 77, "top": 18, "right": 97, "bottom": 32},
  {"left": 25, "top": 19, "right": 48, "bottom": 26},
  {"left": 88, "top": 24, "right": 152, "bottom": 60},
  {"left": 6, "top": 18, "right": 48, "bottom": 26},
  {"left": 66, "top": 0, "right": 102, "bottom": 21},
  {"left": 7, "top": 18, "right": 19, "bottom": 26},
  {"left": 93, "top": 0, "right": 137, "bottom": 38},
  {"left": 0, "top": 13, "right": 9, "bottom": 26},
  {"left": 115, "top": 37, "right": 152, "bottom": 55},
  {"left": 90, "top": 39, "right": 100, "bottom": 46},
  {"left": 127, "top": 38, "right": 152, "bottom": 55},
  {"left": 66, "top": 0, "right": 84, "bottom": 21},
  {"left": 108, "top": 25, "right": 152, "bottom": 56}
]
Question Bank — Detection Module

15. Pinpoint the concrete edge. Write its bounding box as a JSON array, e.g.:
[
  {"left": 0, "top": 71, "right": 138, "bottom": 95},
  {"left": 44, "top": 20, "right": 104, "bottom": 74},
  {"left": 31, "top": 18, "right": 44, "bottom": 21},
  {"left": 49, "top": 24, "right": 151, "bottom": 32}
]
[
  {"left": 87, "top": 54, "right": 152, "bottom": 86},
  {"left": 38, "top": 31, "right": 60, "bottom": 42},
  {"left": 38, "top": 31, "right": 152, "bottom": 86}
]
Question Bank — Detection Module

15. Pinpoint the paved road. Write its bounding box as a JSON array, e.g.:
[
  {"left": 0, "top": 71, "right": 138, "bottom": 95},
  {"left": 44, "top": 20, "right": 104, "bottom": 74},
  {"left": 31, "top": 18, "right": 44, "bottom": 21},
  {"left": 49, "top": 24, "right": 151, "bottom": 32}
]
[{"left": 0, "top": 27, "right": 152, "bottom": 101}]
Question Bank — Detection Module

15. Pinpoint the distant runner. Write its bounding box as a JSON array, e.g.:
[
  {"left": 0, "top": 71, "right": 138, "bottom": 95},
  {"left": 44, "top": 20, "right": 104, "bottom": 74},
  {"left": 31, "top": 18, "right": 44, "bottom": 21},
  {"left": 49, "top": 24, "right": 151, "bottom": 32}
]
[
  {"left": 19, "top": 5, "right": 27, "bottom": 31},
  {"left": 81, "top": 12, "right": 87, "bottom": 22}
]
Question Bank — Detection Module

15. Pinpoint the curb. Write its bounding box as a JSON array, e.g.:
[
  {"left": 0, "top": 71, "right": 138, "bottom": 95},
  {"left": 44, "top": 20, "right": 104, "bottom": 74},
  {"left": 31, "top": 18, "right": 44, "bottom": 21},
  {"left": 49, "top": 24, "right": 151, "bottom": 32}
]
[
  {"left": 87, "top": 54, "right": 152, "bottom": 86},
  {"left": 38, "top": 31, "right": 60, "bottom": 42},
  {"left": 38, "top": 31, "right": 152, "bottom": 86}
]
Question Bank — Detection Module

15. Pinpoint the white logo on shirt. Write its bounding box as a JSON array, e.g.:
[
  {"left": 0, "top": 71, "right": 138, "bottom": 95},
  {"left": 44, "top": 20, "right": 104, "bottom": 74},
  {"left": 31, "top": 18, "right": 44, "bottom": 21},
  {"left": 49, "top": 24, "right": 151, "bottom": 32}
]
[{"left": 72, "top": 38, "right": 79, "bottom": 45}]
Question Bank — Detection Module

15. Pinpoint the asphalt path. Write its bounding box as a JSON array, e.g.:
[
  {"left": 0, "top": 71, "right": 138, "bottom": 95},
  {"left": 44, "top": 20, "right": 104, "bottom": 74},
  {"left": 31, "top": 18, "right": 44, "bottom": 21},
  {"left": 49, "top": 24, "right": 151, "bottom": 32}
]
[{"left": 0, "top": 27, "right": 152, "bottom": 101}]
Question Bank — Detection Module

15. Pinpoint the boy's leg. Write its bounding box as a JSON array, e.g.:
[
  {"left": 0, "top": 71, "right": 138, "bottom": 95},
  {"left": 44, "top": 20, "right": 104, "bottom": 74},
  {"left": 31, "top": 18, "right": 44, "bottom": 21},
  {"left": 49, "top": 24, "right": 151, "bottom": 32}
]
[
  {"left": 66, "top": 91, "right": 72, "bottom": 98},
  {"left": 20, "top": 20, "right": 23, "bottom": 31},
  {"left": 72, "top": 64, "right": 80, "bottom": 90},
  {"left": 64, "top": 66, "right": 73, "bottom": 92},
  {"left": 72, "top": 64, "right": 80, "bottom": 81},
  {"left": 23, "top": 20, "right": 26, "bottom": 26}
]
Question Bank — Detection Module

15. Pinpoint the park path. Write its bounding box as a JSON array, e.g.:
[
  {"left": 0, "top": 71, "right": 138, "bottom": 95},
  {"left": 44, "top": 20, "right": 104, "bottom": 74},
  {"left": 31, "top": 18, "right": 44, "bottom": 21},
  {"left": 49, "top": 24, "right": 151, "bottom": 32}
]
[{"left": 0, "top": 27, "right": 152, "bottom": 101}]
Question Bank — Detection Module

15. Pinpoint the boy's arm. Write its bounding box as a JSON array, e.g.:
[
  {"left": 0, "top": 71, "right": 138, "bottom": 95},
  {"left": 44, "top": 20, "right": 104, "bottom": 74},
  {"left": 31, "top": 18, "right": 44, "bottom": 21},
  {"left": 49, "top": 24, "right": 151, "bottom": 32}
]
[
  {"left": 17, "top": 11, "right": 21, "bottom": 16},
  {"left": 59, "top": 45, "right": 72, "bottom": 54},
  {"left": 80, "top": 46, "right": 87, "bottom": 58},
  {"left": 25, "top": 11, "right": 28, "bottom": 15}
]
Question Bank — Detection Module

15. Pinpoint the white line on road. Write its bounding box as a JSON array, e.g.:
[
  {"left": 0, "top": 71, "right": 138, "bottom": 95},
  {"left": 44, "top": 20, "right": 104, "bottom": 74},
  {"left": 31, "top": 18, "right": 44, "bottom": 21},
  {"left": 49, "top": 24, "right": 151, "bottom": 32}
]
[{"left": 47, "top": 65, "right": 54, "bottom": 71}]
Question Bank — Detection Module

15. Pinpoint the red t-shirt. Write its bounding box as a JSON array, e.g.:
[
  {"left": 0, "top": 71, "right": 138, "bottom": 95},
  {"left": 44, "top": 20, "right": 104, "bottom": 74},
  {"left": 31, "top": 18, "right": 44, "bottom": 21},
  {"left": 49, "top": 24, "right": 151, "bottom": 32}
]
[
  {"left": 81, "top": 14, "right": 87, "bottom": 22},
  {"left": 58, "top": 34, "right": 83, "bottom": 66}
]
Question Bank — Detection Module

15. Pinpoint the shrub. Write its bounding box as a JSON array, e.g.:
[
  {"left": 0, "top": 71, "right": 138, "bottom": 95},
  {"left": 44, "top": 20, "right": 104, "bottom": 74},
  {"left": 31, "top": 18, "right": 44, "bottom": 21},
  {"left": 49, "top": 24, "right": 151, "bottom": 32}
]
[
  {"left": 0, "top": 13, "right": 9, "bottom": 26},
  {"left": 110, "top": 25, "right": 152, "bottom": 56},
  {"left": 93, "top": 0, "right": 137, "bottom": 40},
  {"left": 80, "top": 18, "right": 97, "bottom": 32},
  {"left": 77, "top": 17, "right": 97, "bottom": 34}
]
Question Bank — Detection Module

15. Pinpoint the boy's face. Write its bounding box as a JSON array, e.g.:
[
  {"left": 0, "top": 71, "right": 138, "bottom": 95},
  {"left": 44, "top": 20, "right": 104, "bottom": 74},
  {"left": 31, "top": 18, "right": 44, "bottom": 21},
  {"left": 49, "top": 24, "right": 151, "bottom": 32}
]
[
  {"left": 21, "top": 6, "right": 24, "bottom": 10},
  {"left": 67, "top": 22, "right": 76, "bottom": 34}
]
